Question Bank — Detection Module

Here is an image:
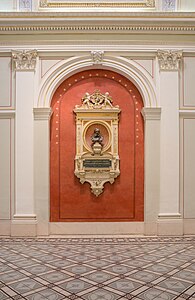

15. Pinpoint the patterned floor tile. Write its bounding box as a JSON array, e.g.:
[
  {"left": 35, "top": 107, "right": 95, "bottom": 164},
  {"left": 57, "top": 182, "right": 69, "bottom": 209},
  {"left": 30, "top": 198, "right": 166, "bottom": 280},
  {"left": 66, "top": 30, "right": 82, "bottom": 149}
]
[
  {"left": 104, "top": 265, "right": 134, "bottom": 275},
  {"left": 157, "top": 278, "right": 192, "bottom": 293},
  {"left": 40, "top": 271, "right": 70, "bottom": 283},
  {"left": 85, "top": 271, "right": 115, "bottom": 284},
  {"left": 25, "top": 264, "right": 53, "bottom": 275},
  {"left": 145, "top": 264, "right": 175, "bottom": 274},
  {"left": 0, "top": 271, "right": 26, "bottom": 283},
  {"left": 59, "top": 279, "right": 93, "bottom": 293},
  {"left": 0, "top": 264, "right": 14, "bottom": 273},
  {"left": 47, "top": 259, "right": 74, "bottom": 268},
  {"left": 0, "top": 237, "right": 195, "bottom": 300},
  {"left": 65, "top": 265, "right": 95, "bottom": 275},
  {"left": 0, "top": 291, "right": 9, "bottom": 300},
  {"left": 108, "top": 279, "right": 142, "bottom": 293},
  {"left": 123, "top": 260, "right": 149, "bottom": 268},
  {"left": 138, "top": 288, "right": 176, "bottom": 300},
  {"left": 130, "top": 271, "right": 159, "bottom": 283},
  {"left": 173, "top": 270, "right": 195, "bottom": 282},
  {"left": 82, "top": 288, "right": 121, "bottom": 300},
  {"left": 87, "top": 260, "right": 112, "bottom": 268},
  {"left": 9, "top": 279, "right": 43, "bottom": 294},
  {"left": 13, "top": 259, "right": 38, "bottom": 268},
  {"left": 26, "top": 288, "right": 64, "bottom": 300}
]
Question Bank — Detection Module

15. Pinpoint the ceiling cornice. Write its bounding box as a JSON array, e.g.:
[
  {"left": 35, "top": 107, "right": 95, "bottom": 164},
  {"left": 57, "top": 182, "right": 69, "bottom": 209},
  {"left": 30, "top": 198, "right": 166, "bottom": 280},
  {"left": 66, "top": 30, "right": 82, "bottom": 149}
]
[{"left": 0, "top": 12, "right": 195, "bottom": 35}]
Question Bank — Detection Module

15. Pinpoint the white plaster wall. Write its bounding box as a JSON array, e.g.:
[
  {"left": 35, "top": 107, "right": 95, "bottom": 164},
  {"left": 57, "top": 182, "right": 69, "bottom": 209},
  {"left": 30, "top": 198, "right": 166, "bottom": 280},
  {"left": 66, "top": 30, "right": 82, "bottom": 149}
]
[
  {"left": 133, "top": 59, "right": 154, "bottom": 79},
  {"left": 183, "top": 119, "right": 195, "bottom": 218},
  {"left": 0, "top": 119, "right": 11, "bottom": 219},
  {"left": 0, "top": 57, "right": 11, "bottom": 107},
  {"left": 40, "top": 59, "right": 62, "bottom": 78},
  {"left": 183, "top": 57, "right": 195, "bottom": 107}
]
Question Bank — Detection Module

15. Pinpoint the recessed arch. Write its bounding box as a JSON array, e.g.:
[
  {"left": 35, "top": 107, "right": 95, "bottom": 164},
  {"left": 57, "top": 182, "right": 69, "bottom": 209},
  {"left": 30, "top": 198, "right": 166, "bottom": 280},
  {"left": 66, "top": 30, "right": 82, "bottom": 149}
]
[
  {"left": 50, "top": 69, "right": 144, "bottom": 222},
  {"left": 37, "top": 55, "right": 158, "bottom": 108}
]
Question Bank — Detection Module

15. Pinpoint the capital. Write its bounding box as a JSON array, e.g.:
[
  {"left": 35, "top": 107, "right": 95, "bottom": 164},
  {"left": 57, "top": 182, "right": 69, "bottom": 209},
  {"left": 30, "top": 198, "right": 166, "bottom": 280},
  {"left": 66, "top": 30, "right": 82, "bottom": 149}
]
[
  {"left": 157, "top": 50, "right": 183, "bottom": 71},
  {"left": 12, "top": 50, "right": 38, "bottom": 71}
]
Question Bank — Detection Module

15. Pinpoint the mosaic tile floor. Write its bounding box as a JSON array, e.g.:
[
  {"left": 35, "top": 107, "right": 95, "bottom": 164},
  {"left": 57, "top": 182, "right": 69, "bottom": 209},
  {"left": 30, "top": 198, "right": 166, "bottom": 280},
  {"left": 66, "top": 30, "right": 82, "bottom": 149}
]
[{"left": 0, "top": 237, "right": 195, "bottom": 300}]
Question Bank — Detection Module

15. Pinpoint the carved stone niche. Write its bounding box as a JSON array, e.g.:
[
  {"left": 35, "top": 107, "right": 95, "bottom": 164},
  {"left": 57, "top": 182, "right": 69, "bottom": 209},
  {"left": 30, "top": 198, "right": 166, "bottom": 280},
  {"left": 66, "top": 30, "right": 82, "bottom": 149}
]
[{"left": 74, "top": 90, "right": 121, "bottom": 197}]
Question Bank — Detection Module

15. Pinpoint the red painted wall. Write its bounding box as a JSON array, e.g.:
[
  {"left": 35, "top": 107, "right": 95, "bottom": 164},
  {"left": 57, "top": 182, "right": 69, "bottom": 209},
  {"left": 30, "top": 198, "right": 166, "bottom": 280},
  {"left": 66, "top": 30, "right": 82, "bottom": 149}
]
[{"left": 50, "top": 70, "right": 144, "bottom": 222}]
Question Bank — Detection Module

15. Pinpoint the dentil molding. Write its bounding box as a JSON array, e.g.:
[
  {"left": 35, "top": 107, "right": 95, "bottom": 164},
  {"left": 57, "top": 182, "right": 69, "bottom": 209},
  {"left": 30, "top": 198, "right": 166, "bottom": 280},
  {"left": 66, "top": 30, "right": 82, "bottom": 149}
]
[
  {"left": 157, "top": 50, "right": 183, "bottom": 71},
  {"left": 0, "top": 12, "right": 195, "bottom": 35},
  {"left": 12, "top": 50, "right": 38, "bottom": 71}
]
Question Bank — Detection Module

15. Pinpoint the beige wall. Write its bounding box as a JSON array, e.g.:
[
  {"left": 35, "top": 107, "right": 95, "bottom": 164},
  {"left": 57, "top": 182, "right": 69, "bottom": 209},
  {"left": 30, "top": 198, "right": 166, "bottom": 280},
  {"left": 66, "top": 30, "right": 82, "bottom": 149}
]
[{"left": 0, "top": 57, "right": 14, "bottom": 224}]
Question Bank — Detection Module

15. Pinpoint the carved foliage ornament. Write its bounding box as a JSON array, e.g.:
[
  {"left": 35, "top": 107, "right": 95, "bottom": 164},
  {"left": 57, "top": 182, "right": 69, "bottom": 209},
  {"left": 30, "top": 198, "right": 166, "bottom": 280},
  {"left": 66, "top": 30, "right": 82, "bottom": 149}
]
[
  {"left": 91, "top": 51, "right": 104, "bottom": 65},
  {"left": 12, "top": 50, "right": 38, "bottom": 71},
  {"left": 157, "top": 50, "right": 183, "bottom": 71}
]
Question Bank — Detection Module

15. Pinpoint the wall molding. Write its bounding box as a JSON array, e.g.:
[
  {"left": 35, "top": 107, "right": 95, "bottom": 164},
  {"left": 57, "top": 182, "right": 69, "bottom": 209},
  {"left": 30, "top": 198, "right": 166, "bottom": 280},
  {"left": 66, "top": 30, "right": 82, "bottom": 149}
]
[
  {"left": 141, "top": 107, "right": 161, "bottom": 120},
  {"left": 33, "top": 107, "right": 52, "bottom": 120},
  {"left": 179, "top": 110, "right": 195, "bottom": 117},
  {"left": 0, "top": 110, "right": 15, "bottom": 118}
]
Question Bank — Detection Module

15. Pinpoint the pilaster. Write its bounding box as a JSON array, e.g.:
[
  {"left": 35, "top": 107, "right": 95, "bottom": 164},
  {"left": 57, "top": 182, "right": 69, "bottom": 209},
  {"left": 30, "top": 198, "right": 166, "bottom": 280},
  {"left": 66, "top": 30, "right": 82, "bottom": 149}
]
[
  {"left": 11, "top": 50, "right": 38, "bottom": 236},
  {"left": 157, "top": 49, "right": 183, "bottom": 235},
  {"left": 142, "top": 107, "right": 161, "bottom": 235},
  {"left": 34, "top": 108, "right": 52, "bottom": 236}
]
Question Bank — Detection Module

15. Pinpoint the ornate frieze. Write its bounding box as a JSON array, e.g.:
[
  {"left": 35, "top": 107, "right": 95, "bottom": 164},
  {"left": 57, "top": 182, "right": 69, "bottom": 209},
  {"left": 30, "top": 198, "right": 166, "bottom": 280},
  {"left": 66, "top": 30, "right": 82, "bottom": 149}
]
[
  {"left": 157, "top": 50, "right": 183, "bottom": 71},
  {"left": 12, "top": 50, "right": 38, "bottom": 71},
  {"left": 39, "top": 0, "right": 155, "bottom": 8},
  {"left": 74, "top": 90, "right": 120, "bottom": 197},
  {"left": 91, "top": 51, "right": 104, "bottom": 65}
]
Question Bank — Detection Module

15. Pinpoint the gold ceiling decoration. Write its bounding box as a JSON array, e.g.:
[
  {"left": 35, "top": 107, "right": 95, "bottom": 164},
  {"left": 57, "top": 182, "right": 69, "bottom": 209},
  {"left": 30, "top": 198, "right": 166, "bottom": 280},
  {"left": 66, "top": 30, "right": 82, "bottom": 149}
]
[{"left": 39, "top": 0, "right": 155, "bottom": 8}]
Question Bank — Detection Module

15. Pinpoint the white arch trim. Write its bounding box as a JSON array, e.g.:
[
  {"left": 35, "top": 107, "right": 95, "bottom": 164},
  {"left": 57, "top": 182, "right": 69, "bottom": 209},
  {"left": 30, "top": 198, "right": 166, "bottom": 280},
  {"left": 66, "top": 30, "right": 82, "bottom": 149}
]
[{"left": 37, "top": 55, "right": 158, "bottom": 108}]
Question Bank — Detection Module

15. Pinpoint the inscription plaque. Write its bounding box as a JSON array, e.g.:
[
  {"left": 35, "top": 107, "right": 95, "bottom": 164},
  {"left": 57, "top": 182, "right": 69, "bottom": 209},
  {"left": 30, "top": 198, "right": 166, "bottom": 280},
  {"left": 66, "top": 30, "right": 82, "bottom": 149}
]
[{"left": 84, "top": 159, "right": 111, "bottom": 168}]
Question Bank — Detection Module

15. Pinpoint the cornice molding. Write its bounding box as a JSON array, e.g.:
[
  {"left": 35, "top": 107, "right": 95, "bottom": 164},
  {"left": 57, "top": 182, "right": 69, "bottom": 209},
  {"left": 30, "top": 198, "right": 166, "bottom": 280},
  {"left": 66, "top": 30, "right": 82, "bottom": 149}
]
[
  {"left": 33, "top": 107, "right": 52, "bottom": 120},
  {"left": 141, "top": 108, "right": 161, "bottom": 120},
  {"left": 0, "top": 25, "right": 195, "bottom": 34},
  {"left": 0, "top": 12, "right": 195, "bottom": 35}
]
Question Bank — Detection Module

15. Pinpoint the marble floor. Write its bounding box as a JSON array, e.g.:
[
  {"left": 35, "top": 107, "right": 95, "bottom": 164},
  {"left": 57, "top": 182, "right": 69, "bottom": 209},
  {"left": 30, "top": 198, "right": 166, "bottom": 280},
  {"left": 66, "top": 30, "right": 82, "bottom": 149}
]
[{"left": 0, "top": 237, "right": 195, "bottom": 300}]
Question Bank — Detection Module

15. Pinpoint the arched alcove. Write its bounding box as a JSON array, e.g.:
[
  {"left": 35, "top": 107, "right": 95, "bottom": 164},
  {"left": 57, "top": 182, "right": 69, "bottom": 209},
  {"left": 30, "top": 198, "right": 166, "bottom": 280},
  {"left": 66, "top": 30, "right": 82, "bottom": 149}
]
[
  {"left": 50, "top": 69, "right": 144, "bottom": 222},
  {"left": 35, "top": 54, "right": 160, "bottom": 235}
]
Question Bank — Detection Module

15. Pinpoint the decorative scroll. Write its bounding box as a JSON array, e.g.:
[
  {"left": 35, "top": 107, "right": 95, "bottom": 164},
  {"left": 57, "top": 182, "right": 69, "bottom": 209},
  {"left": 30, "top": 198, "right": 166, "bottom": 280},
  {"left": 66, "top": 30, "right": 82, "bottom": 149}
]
[
  {"left": 12, "top": 50, "right": 38, "bottom": 71},
  {"left": 157, "top": 50, "right": 182, "bottom": 71},
  {"left": 74, "top": 91, "right": 121, "bottom": 196}
]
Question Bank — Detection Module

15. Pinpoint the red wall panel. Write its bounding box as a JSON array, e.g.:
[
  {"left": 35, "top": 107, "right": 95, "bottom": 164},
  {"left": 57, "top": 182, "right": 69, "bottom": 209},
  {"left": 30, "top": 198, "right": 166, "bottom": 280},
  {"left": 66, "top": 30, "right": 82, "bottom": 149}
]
[{"left": 50, "top": 69, "right": 144, "bottom": 222}]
